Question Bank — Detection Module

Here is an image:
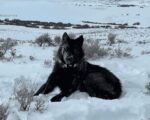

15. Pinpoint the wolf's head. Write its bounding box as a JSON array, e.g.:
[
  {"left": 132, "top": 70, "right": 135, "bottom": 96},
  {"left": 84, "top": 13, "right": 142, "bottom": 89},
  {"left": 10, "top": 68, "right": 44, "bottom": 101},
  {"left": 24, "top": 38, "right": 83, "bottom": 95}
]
[{"left": 56, "top": 32, "right": 84, "bottom": 67}]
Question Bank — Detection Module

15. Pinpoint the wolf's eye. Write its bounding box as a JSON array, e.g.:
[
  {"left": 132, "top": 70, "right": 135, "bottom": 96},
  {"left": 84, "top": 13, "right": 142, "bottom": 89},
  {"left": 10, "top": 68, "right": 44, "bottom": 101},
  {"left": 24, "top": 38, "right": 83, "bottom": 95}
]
[{"left": 62, "top": 46, "right": 70, "bottom": 52}]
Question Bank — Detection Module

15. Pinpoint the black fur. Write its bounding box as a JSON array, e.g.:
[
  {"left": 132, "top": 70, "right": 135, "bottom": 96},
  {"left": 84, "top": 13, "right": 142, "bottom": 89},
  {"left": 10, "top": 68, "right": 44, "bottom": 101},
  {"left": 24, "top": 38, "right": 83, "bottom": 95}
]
[{"left": 34, "top": 32, "right": 122, "bottom": 102}]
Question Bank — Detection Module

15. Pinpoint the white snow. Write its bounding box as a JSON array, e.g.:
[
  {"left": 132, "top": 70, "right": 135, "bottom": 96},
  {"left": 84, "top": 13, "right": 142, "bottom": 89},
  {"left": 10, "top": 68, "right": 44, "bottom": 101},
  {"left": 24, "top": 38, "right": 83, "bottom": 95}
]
[{"left": 0, "top": 0, "right": 150, "bottom": 120}]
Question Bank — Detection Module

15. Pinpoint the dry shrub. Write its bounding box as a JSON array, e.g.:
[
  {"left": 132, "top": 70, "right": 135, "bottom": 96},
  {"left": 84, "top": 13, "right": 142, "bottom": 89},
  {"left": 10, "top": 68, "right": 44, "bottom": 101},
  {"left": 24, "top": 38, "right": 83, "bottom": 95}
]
[
  {"left": 29, "top": 56, "right": 35, "bottom": 61},
  {"left": 44, "top": 59, "right": 52, "bottom": 68},
  {"left": 0, "top": 104, "right": 8, "bottom": 120},
  {"left": 13, "top": 76, "right": 35, "bottom": 111},
  {"left": 146, "top": 83, "right": 150, "bottom": 94},
  {"left": 35, "top": 33, "right": 55, "bottom": 47},
  {"left": 146, "top": 74, "right": 150, "bottom": 94},
  {"left": 117, "top": 39, "right": 128, "bottom": 44},
  {"left": 111, "top": 45, "right": 131, "bottom": 58},
  {"left": 54, "top": 35, "right": 61, "bottom": 45},
  {"left": 136, "top": 40, "right": 149, "bottom": 44},
  {"left": 83, "top": 39, "right": 131, "bottom": 59},
  {"left": 0, "top": 38, "right": 17, "bottom": 59},
  {"left": 141, "top": 51, "right": 150, "bottom": 55},
  {"left": 107, "top": 33, "right": 117, "bottom": 45},
  {"left": 34, "top": 97, "right": 46, "bottom": 113},
  {"left": 83, "top": 39, "right": 109, "bottom": 59},
  {"left": 14, "top": 87, "right": 34, "bottom": 111}
]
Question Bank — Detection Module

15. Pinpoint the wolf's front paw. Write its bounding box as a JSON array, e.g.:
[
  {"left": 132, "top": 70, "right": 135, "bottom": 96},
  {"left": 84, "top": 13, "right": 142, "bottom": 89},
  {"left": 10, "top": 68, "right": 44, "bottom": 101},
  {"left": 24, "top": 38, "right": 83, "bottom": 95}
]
[
  {"left": 50, "top": 95, "right": 62, "bottom": 102},
  {"left": 34, "top": 93, "right": 39, "bottom": 96}
]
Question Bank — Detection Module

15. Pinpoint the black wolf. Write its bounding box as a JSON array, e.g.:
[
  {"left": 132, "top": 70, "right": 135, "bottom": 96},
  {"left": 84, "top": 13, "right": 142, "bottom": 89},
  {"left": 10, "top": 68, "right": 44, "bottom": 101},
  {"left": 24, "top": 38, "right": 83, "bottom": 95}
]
[{"left": 34, "top": 32, "right": 122, "bottom": 102}]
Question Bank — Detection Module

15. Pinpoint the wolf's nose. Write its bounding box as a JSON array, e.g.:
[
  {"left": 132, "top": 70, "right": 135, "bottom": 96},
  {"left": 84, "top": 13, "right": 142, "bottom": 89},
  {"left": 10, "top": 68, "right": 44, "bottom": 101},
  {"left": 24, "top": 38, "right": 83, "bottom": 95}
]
[{"left": 67, "top": 56, "right": 73, "bottom": 62}]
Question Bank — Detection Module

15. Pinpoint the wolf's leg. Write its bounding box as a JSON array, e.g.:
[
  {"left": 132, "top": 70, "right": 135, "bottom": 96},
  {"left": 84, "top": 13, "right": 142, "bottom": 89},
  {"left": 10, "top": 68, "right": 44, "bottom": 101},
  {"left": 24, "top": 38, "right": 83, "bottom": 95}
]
[
  {"left": 34, "top": 73, "right": 57, "bottom": 96},
  {"left": 50, "top": 93, "right": 64, "bottom": 102},
  {"left": 34, "top": 83, "right": 47, "bottom": 96},
  {"left": 51, "top": 89, "right": 76, "bottom": 102}
]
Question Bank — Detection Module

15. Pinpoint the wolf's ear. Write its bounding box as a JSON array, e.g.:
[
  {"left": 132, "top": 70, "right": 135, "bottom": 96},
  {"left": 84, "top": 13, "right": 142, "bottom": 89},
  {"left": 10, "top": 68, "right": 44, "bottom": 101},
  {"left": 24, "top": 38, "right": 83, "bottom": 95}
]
[
  {"left": 62, "top": 32, "right": 70, "bottom": 44},
  {"left": 76, "top": 35, "right": 84, "bottom": 47}
]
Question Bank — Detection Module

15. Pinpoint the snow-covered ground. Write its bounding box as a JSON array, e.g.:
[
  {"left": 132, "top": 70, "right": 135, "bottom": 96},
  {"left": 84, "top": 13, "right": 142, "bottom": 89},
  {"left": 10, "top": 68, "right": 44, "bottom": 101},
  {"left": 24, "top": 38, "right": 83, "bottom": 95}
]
[{"left": 0, "top": 0, "right": 150, "bottom": 120}]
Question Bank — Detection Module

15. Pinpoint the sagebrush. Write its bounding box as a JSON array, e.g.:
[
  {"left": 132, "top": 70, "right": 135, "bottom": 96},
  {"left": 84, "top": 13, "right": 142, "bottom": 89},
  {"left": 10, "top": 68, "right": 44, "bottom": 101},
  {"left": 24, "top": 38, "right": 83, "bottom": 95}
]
[
  {"left": 107, "top": 33, "right": 117, "bottom": 45},
  {"left": 34, "top": 97, "right": 46, "bottom": 113},
  {"left": 0, "top": 104, "right": 8, "bottom": 120},
  {"left": 35, "top": 33, "right": 55, "bottom": 47},
  {"left": 83, "top": 39, "right": 109, "bottom": 59},
  {"left": 14, "top": 77, "right": 35, "bottom": 111},
  {"left": 0, "top": 38, "right": 17, "bottom": 59},
  {"left": 145, "top": 74, "right": 150, "bottom": 94},
  {"left": 111, "top": 45, "right": 131, "bottom": 58}
]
